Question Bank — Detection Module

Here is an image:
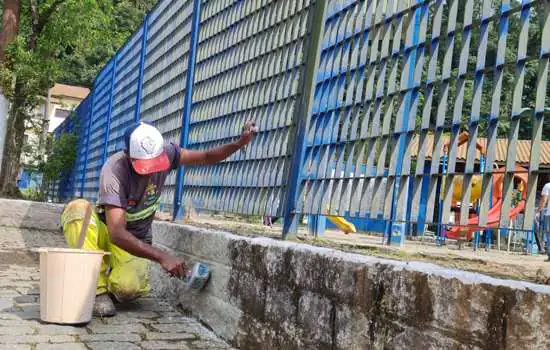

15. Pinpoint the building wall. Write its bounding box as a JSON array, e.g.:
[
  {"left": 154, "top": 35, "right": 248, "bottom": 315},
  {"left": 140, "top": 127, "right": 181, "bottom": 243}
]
[{"left": 20, "top": 88, "right": 88, "bottom": 168}]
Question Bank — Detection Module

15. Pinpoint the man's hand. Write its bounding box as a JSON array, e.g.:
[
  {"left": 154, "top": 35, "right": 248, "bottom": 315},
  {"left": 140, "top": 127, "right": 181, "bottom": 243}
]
[
  {"left": 179, "top": 120, "right": 257, "bottom": 166},
  {"left": 160, "top": 254, "right": 188, "bottom": 277},
  {"left": 238, "top": 121, "right": 258, "bottom": 147}
]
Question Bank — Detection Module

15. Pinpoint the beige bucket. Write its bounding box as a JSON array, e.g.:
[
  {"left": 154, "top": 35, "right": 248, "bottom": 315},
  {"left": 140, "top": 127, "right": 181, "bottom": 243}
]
[
  {"left": 37, "top": 201, "right": 109, "bottom": 324},
  {"left": 37, "top": 247, "right": 108, "bottom": 324}
]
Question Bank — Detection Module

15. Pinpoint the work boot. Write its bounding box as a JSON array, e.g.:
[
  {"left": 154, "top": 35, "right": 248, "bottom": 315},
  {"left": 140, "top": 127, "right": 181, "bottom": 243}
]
[{"left": 93, "top": 293, "right": 116, "bottom": 317}]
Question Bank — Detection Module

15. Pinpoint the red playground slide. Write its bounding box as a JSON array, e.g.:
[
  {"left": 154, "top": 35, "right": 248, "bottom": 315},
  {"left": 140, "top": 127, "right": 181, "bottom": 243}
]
[{"left": 445, "top": 165, "right": 528, "bottom": 241}]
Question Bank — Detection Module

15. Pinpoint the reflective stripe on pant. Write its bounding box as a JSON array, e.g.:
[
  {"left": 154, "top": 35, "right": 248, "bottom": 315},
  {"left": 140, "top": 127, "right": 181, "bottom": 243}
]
[{"left": 61, "top": 199, "right": 150, "bottom": 301}]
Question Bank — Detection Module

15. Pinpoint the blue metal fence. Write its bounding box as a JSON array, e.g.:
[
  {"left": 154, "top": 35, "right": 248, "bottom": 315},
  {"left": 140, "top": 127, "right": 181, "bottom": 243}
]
[
  {"left": 141, "top": 0, "right": 195, "bottom": 210},
  {"left": 183, "top": 0, "right": 317, "bottom": 220},
  {"left": 75, "top": 95, "right": 93, "bottom": 197},
  {"left": 52, "top": 0, "right": 550, "bottom": 247},
  {"left": 82, "top": 60, "right": 116, "bottom": 202}
]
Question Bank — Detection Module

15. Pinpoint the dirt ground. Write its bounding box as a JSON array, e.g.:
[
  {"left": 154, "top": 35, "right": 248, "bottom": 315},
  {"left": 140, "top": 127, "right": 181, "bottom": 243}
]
[{"left": 178, "top": 213, "right": 550, "bottom": 285}]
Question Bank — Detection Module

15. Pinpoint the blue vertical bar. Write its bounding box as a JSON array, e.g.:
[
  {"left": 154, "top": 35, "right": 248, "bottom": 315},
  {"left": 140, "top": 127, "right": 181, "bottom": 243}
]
[
  {"left": 173, "top": 0, "right": 202, "bottom": 219},
  {"left": 474, "top": 155, "right": 485, "bottom": 250},
  {"left": 134, "top": 16, "right": 149, "bottom": 123},
  {"left": 437, "top": 153, "right": 448, "bottom": 244},
  {"left": 308, "top": 215, "right": 326, "bottom": 237},
  {"left": 282, "top": 0, "right": 329, "bottom": 237},
  {"left": 80, "top": 90, "right": 96, "bottom": 198},
  {"left": 101, "top": 56, "right": 118, "bottom": 165},
  {"left": 387, "top": 2, "right": 421, "bottom": 246},
  {"left": 416, "top": 163, "right": 431, "bottom": 235}
]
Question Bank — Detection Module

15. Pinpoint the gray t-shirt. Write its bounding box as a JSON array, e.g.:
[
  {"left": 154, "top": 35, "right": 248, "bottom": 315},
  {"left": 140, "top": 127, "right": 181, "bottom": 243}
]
[{"left": 97, "top": 143, "right": 181, "bottom": 242}]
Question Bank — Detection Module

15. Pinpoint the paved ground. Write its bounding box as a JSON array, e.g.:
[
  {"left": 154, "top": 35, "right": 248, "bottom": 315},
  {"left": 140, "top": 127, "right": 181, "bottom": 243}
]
[{"left": 0, "top": 227, "right": 233, "bottom": 350}]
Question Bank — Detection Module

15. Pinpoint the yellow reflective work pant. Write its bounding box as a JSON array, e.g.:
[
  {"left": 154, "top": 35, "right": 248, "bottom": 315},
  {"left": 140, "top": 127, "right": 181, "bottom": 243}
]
[{"left": 61, "top": 199, "right": 150, "bottom": 302}]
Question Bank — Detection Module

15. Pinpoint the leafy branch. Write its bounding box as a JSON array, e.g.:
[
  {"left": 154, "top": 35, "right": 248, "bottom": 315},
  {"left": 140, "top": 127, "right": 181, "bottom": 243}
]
[{"left": 40, "top": 132, "right": 77, "bottom": 182}]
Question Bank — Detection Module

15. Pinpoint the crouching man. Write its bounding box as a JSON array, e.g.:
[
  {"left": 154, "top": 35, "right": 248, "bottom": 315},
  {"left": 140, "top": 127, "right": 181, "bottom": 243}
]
[{"left": 60, "top": 121, "right": 255, "bottom": 316}]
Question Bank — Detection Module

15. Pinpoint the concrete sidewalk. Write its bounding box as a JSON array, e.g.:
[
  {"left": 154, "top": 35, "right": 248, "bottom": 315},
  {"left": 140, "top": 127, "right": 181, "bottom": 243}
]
[{"left": 0, "top": 226, "right": 233, "bottom": 350}]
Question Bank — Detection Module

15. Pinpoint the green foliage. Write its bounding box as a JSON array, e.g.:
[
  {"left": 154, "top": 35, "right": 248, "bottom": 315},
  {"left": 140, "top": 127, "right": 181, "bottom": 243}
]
[
  {"left": 335, "top": 0, "right": 547, "bottom": 168},
  {"left": 40, "top": 132, "right": 77, "bottom": 182},
  {"left": 0, "top": 0, "right": 158, "bottom": 105},
  {"left": 21, "top": 187, "right": 46, "bottom": 202},
  {"left": 422, "top": 0, "right": 545, "bottom": 139},
  {"left": 2, "top": 1, "right": 102, "bottom": 90},
  {"left": 58, "top": 0, "right": 157, "bottom": 87},
  {"left": 0, "top": 0, "right": 157, "bottom": 192}
]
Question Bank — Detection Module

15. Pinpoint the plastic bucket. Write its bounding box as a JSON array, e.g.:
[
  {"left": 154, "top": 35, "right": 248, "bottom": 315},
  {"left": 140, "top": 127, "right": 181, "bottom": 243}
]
[{"left": 37, "top": 247, "right": 109, "bottom": 324}]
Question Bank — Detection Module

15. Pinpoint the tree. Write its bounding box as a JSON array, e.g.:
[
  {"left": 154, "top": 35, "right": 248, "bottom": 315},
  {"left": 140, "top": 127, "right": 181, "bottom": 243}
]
[
  {"left": 58, "top": 0, "right": 156, "bottom": 87},
  {"left": 0, "top": 0, "right": 115, "bottom": 196},
  {"left": 40, "top": 131, "right": 77, "bottom": 182},
  {"left": 0, "top": 0, "right": 156, "bottom": 197},
  {"left": 0, "top": 0, "right": 21, "bottom": 61}
]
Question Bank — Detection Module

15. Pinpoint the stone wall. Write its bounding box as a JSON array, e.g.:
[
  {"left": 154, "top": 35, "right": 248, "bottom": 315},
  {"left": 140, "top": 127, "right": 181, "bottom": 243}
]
[
  {"left": 151, "top": 222, "right": 550, "bottom": 350},
  {"left": 0, "top": 198, "right": 63, "bottom": 232}
]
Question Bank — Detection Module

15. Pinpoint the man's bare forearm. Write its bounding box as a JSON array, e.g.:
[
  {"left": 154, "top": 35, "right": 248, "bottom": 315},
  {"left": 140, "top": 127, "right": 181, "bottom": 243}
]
[
  {"left": 181, "top": 140, "right": 244, "bottom": 166},
  {"left": 180, "top": 122, "right": 256, "bottom": 166},
  {"left": 110, "top": 228, "right": 166, "bottom": 263},
  {"left": 204, "top": 140, "right": 243, "bottom": 163}
]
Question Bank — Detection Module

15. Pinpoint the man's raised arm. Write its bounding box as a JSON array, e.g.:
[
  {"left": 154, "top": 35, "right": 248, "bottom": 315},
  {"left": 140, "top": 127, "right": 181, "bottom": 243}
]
[{"left": 179, "top": 121, "right": 257, "bottom": 166}]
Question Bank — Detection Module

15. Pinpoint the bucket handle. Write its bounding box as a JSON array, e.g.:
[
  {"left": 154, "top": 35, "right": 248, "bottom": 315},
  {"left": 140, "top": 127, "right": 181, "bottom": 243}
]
[
  {"left": 77, "top": 202, "right": 93, "bottom": 249},
  {"left": 74, "top": 202, "right": 110, "bottom": 255},
  {"left": 32, "top": 201, "right": 110, "bottom": 255}
]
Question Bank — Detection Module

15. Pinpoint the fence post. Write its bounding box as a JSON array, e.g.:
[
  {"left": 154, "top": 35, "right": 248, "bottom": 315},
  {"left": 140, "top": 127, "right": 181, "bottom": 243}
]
[
  {"left": 173, "top": 0, "right": 202, "bottom": 220},
  {"left": 80, "top": 90, "right": 96, "bottom": 198},
  {"left": 101, "top": 55, "right": 118, "bottom": 165},
  {"left": 386, "top": 2, "right": 421, "bottom": 246},
  {"left": 134, "top": 15, "right": 149, "bottom": 123},
  {"left": 282, "top": 0, "right": 328, "bottom": 239}
]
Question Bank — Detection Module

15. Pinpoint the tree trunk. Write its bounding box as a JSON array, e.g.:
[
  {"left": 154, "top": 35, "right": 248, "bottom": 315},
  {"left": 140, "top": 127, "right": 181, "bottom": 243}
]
[
  {"left": 0, "top": 80, "right": 26, "bottom": 197},
  {"left": 0, "top": 0, "right": 21, "bottom": 61},
  {"left": 29, "top": 0, "right": 39, "bottom": 51}
]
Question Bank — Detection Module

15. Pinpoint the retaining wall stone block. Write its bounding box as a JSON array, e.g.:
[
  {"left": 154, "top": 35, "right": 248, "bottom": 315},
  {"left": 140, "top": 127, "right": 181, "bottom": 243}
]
[
  {"left": 147, "top": 219, "right": 550, "bottom": 349},
  {"left": 0, "top": 199, "right": 62, "bottom": 231}
]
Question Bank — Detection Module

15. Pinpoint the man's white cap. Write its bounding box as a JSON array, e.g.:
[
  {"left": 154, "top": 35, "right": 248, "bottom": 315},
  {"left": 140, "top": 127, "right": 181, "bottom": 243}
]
[{"left": 124, "top": 122, "right": 170, "bottom": 175}]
